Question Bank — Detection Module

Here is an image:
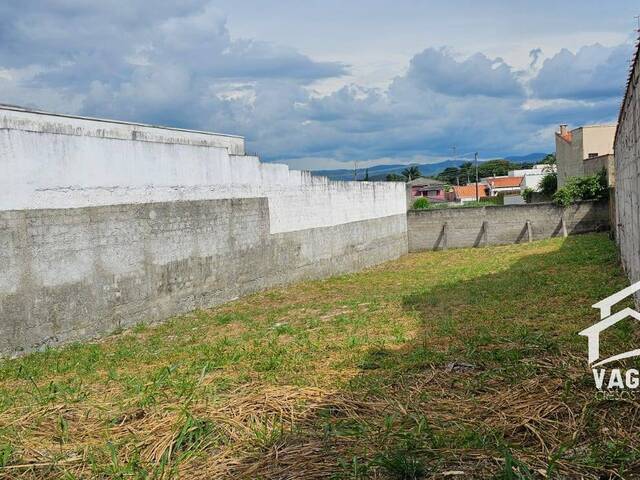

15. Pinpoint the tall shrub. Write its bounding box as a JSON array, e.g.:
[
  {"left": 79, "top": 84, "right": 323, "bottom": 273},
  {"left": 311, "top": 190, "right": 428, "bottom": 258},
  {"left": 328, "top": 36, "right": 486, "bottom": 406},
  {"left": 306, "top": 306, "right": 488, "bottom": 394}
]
[
  {"left": 412, "top": 197, "right": 431, "bottom": 209},
  {"left": 552, "top": 170, "right": 607, "bottom": 207},
  {"left": 538, "top": 172, "right": 557, "bottom": 197}
]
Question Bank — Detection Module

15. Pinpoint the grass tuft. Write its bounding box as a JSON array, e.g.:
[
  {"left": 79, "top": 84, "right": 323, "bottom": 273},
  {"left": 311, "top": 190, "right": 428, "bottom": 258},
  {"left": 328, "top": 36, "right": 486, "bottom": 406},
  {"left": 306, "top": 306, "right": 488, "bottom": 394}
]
[{"left": 0, "top": 234, "right": 635, "bottom": 479}]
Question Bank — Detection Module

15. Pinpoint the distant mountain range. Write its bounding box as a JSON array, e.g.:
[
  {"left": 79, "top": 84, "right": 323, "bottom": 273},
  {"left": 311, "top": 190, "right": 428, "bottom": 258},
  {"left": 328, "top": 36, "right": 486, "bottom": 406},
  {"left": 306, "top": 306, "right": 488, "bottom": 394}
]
[{"left": 311, "top": 153, "right": 549, "bottom": 181}]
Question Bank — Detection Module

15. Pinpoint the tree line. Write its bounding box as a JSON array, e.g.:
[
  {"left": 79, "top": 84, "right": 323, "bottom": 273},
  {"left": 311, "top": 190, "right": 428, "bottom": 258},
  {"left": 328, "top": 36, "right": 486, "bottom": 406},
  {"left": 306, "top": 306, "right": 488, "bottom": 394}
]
[{"left": 385, "top": 154, "right": 555, "bottom": 184}]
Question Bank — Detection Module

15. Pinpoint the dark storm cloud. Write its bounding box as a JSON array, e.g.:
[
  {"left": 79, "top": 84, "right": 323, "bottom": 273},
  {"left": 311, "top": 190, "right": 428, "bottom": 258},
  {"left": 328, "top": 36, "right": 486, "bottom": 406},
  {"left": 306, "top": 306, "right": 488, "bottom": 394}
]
[{"left": 0, "top": 1, "right": 632, "bottom": 167}]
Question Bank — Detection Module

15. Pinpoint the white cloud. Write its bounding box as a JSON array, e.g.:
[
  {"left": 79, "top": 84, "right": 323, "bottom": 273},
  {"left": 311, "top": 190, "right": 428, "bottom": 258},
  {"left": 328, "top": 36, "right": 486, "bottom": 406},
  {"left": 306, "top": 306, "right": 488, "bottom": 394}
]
[
  {"left": 402, "top": 48, "right": 525, "bottom": 98},
  {"left": 530, "top": 43, "right": 633, "bottom": 100},
  {"left": 0, "top": 1, "right": 633, "bottom": 169}
]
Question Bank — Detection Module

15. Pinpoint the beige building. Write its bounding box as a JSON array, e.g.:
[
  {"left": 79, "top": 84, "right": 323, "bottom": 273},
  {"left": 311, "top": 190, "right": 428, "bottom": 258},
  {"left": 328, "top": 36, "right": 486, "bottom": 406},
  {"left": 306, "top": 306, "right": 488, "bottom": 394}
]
[
  {"left": 583, "top": 154, "right": 615, "bottom": 187},
  {"left": 555, "top": 124, "right": 616, "bottom": 187}
]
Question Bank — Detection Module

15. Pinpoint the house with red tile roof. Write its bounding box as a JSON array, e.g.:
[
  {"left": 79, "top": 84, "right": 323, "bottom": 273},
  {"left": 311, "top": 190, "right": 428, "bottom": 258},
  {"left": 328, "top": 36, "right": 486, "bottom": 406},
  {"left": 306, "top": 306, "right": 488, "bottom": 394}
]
[
  {"left": 486, "top": 176, "right": 524, "bottom": 197},
  {"left": 445, "top": 183, "right": 489, "bottom": 203}
]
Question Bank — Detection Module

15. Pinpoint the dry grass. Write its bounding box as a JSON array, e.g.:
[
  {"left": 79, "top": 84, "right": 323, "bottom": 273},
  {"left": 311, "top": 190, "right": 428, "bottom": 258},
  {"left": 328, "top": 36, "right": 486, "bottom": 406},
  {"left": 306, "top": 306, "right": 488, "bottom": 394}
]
[{"left": 0, "top": 233, "right": 638, "bottom": 479}]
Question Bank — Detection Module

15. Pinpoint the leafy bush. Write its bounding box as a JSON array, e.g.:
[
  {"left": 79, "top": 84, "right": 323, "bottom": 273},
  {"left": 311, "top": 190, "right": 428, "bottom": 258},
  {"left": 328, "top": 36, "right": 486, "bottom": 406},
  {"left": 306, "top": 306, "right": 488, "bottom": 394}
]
[
  {"left": 552, "top": 170, "right": 608, "bottom": 207},
  {"left": 491, "top": 194, "right": 505, "bottom": 206},
  {"left": 538, "top": 171, "right": 557, "bottom": 196},
  {"left": 412, "top": 197, "right": 431, "bottom": 209},
  {"left": 521, "top": 188, "right": 534, "bottom": 203}
]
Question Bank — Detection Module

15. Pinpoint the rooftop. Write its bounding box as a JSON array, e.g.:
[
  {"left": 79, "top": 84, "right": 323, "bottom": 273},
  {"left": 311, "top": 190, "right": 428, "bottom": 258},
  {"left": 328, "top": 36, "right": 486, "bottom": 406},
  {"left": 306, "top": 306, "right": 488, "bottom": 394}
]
[
  {"left": 451, "top": 183, "right": 488, "bottom": 199},
  {"left": 407, "top": 177, "right": 446, "bottom": 187},
  {"left": 487, "top": 176, "right": 524, "bottom": 188},
  {"left": 556, "top": 124, "right": 617, "bottom": 143}
]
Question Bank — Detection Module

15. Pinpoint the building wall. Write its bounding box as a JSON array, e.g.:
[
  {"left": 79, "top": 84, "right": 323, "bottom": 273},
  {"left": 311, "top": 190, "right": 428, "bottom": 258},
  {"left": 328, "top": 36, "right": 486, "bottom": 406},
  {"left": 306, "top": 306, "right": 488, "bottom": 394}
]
[
  {"left": 0, "top": 200, "right": 407, "bottom": 356},
  {"left": 0, "top": 107, "right": 408, "bottom": 356},
  {"left": 513, "top": 166, "right": 556, "bottom": 191},
  {"left": 407, "top": 201, "right": 609, "bottom": 252},
  {"left": 583, "top": 154, "right": 616, "bottom": 186},
  {"left": 0, "top": 107, "right": 406, "bottom": 235},
  {"left": 556, "top": 126, "right": 615, "bottom": 187},
  {"left": 614, "top": 48, "right": 640, "bottom": 297},
  {"left": 0, "top": 105, "right": 246, "bottom": 154},
  {"left": 556, "top": 131, "right": 582, "bottom": 187},
  {"left": 503, "top": 195, "right": 526, "bottom": 205},
  {"left": 411, "top": 186, "right": 445, "bottom": 201},
  {"left": 489, "top": 186, "right": 521, "bottom": 197},
  {"left": 520, "top": 173, "right": 545, "bottom": 190},
  {"left": 508, "top": 166, "right": 548, "bottom": 177},
  {"left": 581, "top": 125, "right": 616, "bottom": 161}
]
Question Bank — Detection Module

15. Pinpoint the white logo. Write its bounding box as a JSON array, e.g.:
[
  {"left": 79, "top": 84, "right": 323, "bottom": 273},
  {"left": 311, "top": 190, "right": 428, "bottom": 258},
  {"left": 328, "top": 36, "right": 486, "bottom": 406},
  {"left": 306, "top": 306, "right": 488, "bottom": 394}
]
[{"left": 579, "top": 281, "right": 640, "bottom": 391}]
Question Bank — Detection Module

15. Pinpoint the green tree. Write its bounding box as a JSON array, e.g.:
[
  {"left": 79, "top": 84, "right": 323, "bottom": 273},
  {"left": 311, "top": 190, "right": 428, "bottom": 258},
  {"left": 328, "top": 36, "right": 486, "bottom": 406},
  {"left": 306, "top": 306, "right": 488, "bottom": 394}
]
[
  {"left": 541, "top": 153, "right": 556, "bottom": 165},
  {"left": 477, "top": 159, "right": 511, "bottom": 178},
  {"left": 401, "top": 166, "right": 422, "bottom": 181},
  {"left": 436, "top": 167, "right": 462, "bottom": 185},
  {"left": 459, "top": 161, "right": 474, "bottom": 183},
  {"left": 385, "top": 173, "right": 405, "bottom": 182},
  {"left": 364, "top": 168, "right": 369, "bottom": 181},
  {"left": 538, "top": 171, "right": 557, "bottom": 196},
  {"left": 460, "top": 161, "right": 473, "bottom": 170},
  {"left": 434, "top": 158, "right": 550, "bottom": 186}
]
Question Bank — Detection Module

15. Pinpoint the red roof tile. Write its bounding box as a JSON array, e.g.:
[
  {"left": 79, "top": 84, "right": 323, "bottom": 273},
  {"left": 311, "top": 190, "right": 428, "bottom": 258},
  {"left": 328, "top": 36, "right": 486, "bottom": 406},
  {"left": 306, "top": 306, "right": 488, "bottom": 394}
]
[
  {"left": 451, "top": 183, "right": 488, "bottom": 199},
  {"left": 487, "top": 176, "right": 523, "bottom": 188}
]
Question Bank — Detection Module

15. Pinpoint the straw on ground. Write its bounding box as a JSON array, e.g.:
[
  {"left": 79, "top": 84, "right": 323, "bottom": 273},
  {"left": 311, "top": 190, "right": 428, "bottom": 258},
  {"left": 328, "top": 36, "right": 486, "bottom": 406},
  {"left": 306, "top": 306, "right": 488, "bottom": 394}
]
[{"left": 1, "top": 233, "right": 639, "bottom": 479}]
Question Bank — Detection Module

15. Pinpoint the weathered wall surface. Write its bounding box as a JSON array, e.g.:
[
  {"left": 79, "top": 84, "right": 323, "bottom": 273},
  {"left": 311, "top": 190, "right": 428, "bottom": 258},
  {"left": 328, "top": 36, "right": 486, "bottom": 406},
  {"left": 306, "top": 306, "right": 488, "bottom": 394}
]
[
  {"left": 0, "top": 106, "right": 408, "bottom": 356},
  {"left": 407, "top": 201, "right": 609, "bottom": 252},
  {"left": 584, "top": 154, "right": 615, "bottom": 186},
  {"left": 614, "top": 45, "right": 640, "bottom": 293},
  {"left": 556, "top": 131, "right": 582, "bottom": 188},
  {"left": 0, "top": 199, "right": 407, "bottom": 356},
  {"left": 0, "top": 106, "right": 405, "bottom": 234},
  {"left": 556, "top": 126, "right": 616, "bottom": 187}
]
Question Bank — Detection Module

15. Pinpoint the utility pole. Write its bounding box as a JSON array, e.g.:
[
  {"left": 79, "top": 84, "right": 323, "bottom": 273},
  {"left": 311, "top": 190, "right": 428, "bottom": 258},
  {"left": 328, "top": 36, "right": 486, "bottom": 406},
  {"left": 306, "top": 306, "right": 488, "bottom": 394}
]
[
  {"left": 451, "top": 146, "right": 458, "bottom": 186},
  {"left": 475, "top": 152, "right": 479, "bottom": 202}
]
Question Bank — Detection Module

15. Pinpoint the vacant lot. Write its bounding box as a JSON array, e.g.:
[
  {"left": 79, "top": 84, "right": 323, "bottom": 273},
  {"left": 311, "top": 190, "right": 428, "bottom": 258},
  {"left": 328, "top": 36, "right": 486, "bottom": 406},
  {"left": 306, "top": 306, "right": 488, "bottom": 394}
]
[{"left": 1, "top": 233, "right": 638, "bottom": 479}]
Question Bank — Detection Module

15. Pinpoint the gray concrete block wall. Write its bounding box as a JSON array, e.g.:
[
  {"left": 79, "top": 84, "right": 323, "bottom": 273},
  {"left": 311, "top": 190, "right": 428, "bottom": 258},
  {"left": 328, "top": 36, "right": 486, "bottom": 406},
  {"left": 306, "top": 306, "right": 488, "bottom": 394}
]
[
  {"left": 614, "top": 44, "right": 640, "bottom": 298},
  {"left": 0, "top": 199, "right": 407, "bottom": 356},
  {"left": 407, "top": 201, "right": 609, "bottom": 252}
]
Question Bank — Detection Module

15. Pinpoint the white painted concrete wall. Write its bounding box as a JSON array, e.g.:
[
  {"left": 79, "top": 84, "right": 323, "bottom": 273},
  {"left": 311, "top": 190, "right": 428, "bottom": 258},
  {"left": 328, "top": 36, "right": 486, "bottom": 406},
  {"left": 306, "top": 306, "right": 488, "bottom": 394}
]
[
  {"left": 521, "top": 174, "right": 546, "bottom": 190},
  {"left": 0, "top": 106, "right": 406, "bottom": 234},
  {"left": 0, "top": 105, "right": 246, "bottom": 153},
  {"left": 509, "top": 165, "right": 556, "bottom": 191}
]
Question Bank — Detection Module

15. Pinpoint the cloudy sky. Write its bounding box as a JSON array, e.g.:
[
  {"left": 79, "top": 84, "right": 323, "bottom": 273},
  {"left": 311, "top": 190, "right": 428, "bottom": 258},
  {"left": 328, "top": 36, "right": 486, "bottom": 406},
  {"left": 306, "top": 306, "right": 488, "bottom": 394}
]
[{"left": 0, "top": 1, "right": 637, "bottom": 169}]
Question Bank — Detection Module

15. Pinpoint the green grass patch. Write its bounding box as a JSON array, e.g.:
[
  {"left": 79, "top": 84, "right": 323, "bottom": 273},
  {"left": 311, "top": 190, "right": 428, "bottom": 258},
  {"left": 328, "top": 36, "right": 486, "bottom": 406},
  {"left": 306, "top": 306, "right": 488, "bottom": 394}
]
[{"left": 0, "top": 233, "right": 635, "bottom": 478}]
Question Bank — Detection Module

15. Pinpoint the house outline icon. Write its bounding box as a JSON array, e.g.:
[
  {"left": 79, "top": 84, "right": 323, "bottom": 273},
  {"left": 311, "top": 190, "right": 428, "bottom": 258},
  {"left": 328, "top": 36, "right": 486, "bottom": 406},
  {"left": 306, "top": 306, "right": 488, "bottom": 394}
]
[{"left": 579, "top": 280, "right": 640, "bottom": 367}]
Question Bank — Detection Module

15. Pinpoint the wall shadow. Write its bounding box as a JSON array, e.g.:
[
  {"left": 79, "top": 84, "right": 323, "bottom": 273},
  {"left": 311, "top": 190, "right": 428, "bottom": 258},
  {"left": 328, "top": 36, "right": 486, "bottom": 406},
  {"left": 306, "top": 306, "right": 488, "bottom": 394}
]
[{"left": 232, "top": 233, "right": 638, "bottom": 479}]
